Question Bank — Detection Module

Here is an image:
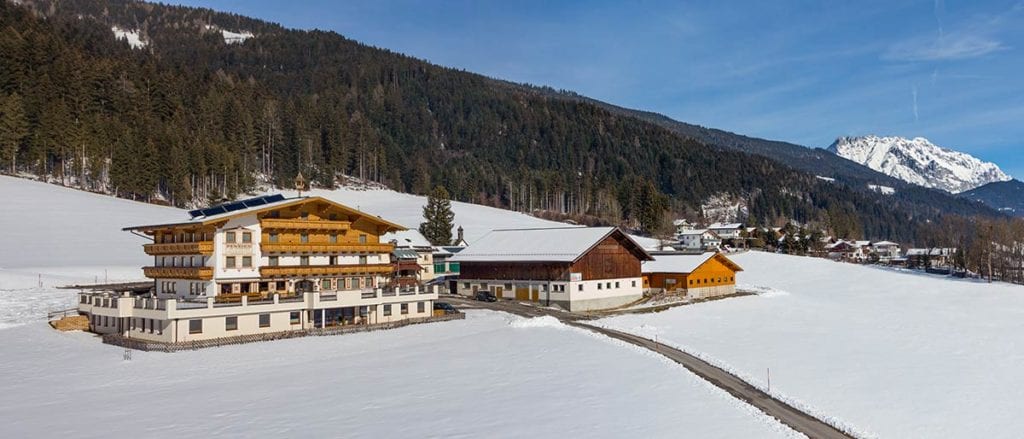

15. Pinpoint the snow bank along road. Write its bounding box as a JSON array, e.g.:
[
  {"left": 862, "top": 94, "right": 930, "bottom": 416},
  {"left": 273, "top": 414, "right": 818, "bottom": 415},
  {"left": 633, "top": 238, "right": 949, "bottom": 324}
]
[{"left": 451, "top": 297, "right": 853, "bottom": 439}]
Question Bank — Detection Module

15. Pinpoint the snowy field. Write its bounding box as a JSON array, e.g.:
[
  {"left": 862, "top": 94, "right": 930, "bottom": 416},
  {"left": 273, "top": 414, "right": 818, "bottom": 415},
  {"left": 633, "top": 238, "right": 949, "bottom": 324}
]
[
  {"left": 0, "top": 176, "right": 179, "bottom": 325},
  {"left": 597, "top": 251, "right": 1024, "bottom": 438},
  {"left": 0, "top": 311, "right": 797, "bottom": 438}
]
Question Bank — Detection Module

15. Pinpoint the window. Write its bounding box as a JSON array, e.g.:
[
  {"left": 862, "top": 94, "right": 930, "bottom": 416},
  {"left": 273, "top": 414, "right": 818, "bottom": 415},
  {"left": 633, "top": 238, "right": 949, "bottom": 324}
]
[
  {"left": 268, "top": 210, "right": 280, "bottom": 218},
  {"left": 242, "top": 256, "right": 252, "bottom": 268},
  {"left": 689, "top": 280, "right": 694, "bottom": 285},
  {"left": 417, "top": 302, "right": 425, "bottom": 313},
  {"left": 321, "top": 279, "right": 331, "bottom": 290},
  {"left": 269, "top": 256, "right": 279, "bottom": 266},
  {"left": 329, "top": 234, "right": 338, "bottom": 243},
  {"left": 189, "top": 283, "right": 195, "bottom": 295},
  {"left": 189, "top": 319, "right": 202, "bottom": 334},
  {"left": 300, "top": 256, "right": 309, "bottom": 266},
  {"left": 401, "top": 303, "right": 409, "bottom": 315},
  {"left": 277, "top": 281, "right": 286, "bottom": 291},
  {"left": 329, "top": 213, "right": 337, "bottom": 220},
  {"left": 289, "top": 311, "right": 300, "bottom": 324},
  {"left": 597, "top": 283, "right": 602, "bottom": 290},
  {"left": 383, "top": 304, "right": 392, "bottom": 316},
  {"left": 606, "top": 282, "right": 611, "bottom": 289},
  {"left": 242, "top": 232, "right": 252, "bottom": 243},
  {"left": 259, "top": 314, "right": 270, "bottom": 328},
  {"left": 269, "top": 233, "right": 279, "bottom": 243},
  {"left": 301, "top": 211, "right": 309, "bottom": 219},
  {"left": 615, "top": 282, "right": 620, "bottom": 288},
  {"left": 329, "top": 256, "right": 337, "bottom": 265},
  {"left": 225, "top": 316, "right": 238, "bottom": 331},
  {"left": 463, "top": 282, "right": 470, "bottom": 289},
  {"left": 226, "top": 231, "right": 236, "bottom": 243},
  {"left": 359, "top": 234, "right": 367, "bottom": 244},
  {"left": 359, "top": 255, "right": 368, "bottom": 265},
  {"left": 225, "top": 256, "right": 236, "bottom": 268},
  {"left": 632, "top": 280, "right": 637, "bottom": 287},
  {"left": 300, "top": 233, "right": 309, "bottom": 243},
  {"left": 578, "top": 284, "right": 583, "bottom": 291},
  {"left": 504, "top": 283, "right": 512, "bottom": 290}
]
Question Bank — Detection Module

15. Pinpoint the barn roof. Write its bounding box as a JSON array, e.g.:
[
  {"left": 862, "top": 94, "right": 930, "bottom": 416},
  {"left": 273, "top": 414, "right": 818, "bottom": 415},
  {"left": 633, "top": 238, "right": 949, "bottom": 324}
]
[
  {"left": 642, "top": 252, "right": 743, "bottom": 274},
  {"left": 450, "top": 226, "right": 653, "bottom": 263}
]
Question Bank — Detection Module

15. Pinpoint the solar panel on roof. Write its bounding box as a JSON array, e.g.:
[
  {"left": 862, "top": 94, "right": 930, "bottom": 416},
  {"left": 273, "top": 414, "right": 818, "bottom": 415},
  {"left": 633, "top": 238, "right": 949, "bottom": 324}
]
[{"left": 188, "top": 194, "right": 288, "bottom": 219}]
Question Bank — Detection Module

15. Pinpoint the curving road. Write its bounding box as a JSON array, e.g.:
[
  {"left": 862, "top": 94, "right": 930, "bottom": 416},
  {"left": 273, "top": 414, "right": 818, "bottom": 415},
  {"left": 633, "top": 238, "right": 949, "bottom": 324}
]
[{"left": 447, "top": 297, "right": 854, "bottom": 439}]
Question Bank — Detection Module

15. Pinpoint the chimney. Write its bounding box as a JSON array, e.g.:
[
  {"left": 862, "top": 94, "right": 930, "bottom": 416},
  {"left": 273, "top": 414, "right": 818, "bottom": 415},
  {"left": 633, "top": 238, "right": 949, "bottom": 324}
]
[{"left": 456, "top": 225, "right": 464, "bottom": 245}]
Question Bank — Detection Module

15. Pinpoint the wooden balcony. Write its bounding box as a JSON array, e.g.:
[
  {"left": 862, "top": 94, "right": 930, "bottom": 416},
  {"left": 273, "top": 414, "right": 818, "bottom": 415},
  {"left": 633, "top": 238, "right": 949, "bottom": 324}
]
[
  {"left": 143, "top": 266, "right": 214, "bottom": 280},
  {"left": 143, "top": 241, "right": 214, "bottom": 256},
  {"left": 260, "top": 263, "right": 393, "bottom": 277},
  {"left": 261, "top": 243, "right": 393, "bottom": 254},
  {"left": 260, "top": 218, "right": 352, "bottom": 232}
]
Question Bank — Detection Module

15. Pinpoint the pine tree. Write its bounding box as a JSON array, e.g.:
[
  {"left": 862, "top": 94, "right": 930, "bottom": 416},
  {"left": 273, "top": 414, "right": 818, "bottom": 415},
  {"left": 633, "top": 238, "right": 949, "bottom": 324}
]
[
  {"left": 0, "top": 93, "right": 28, "bottom": 173},
  {"left": 419, "top": 185, "right": 455, "bottom": 246}
]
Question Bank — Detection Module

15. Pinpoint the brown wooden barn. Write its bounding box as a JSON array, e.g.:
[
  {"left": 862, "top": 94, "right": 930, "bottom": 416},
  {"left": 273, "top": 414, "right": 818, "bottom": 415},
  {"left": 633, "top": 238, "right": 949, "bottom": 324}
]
[{"left": 450, "top": 227, "right": 654, "bottom": 311}]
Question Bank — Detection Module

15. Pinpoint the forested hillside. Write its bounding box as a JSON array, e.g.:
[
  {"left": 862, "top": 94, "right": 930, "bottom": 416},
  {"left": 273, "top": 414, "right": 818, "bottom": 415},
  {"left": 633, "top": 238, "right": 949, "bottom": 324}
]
[{"left": 0, "top": 0, "right": 1007, "bottom": 242}]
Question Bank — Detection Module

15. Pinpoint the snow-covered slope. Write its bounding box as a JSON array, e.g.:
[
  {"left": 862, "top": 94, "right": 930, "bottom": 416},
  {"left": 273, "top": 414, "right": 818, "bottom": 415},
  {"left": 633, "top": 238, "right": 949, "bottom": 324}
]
[
  {"left": 598, "top": 251, "right": 1024, "bottom": 438},
  {"left": 828, "top": 135, "right": 1010, "bottom": 193},
  {"left": 111, "top": 26, "right": 146, "bottom": 49}
]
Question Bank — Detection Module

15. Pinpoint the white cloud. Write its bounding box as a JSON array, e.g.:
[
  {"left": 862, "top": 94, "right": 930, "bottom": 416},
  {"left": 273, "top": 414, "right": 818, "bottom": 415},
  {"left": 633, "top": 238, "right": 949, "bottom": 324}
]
[{"left": 884, "top": 33, "right": 1006, "bottom": 61}]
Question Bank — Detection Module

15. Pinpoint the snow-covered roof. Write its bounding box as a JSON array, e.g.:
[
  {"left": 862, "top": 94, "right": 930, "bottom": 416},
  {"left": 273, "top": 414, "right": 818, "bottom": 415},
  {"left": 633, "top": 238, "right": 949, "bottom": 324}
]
[
  {"left": 450, "top": 227, "right": 652, "bottom": 263},
  {"left": 871, "top": 241, "right": 899, "bottom": 247},
  {"left": 642, "top": 252, "right": 743, "bottom": 274},
  {"left": 672, "top": 219, "right": 691, "bottom": 226},
  {"left": 124, "top": 195, "right": 406, "bottom": 232},
  {"left": 708, "top": 222, "right": 742, "bottom": 230},
  {"left": 906, "top": 248, "right": 956, "bottom": 256},
  {"left": 679, "top": 229, "right": 709, "bottom": 236},
  {"left": 383, "top": 229, "right": 432, "bottom": 249}
]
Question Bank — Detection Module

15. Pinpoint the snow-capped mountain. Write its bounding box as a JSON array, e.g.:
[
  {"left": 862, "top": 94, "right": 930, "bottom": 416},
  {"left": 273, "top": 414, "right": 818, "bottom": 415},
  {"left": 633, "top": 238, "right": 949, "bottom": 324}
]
[{"left": 827, "top": 135, "right": 1011, "bottom": 193}]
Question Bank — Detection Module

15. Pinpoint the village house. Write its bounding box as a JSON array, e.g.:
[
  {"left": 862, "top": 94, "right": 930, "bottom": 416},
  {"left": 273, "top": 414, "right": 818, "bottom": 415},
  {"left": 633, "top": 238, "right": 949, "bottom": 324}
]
[
  {"left": 78, "top": 195, "right": 445, "bottom": 345},
  {"left": 907, "top": 248, "right": 957, "bottom": 268},
  {"left": 678, "top": 229, "right": 722, "bottom": 251},
  {"left": 826, "top": 240, "right": 869, "bottom": 262},
  {"left": 384, "top": 229, "right": 436, "bottom": 285},
  {"left": 707, "top": 222, "right": 744, "bottom": 240},
  {"left": 641, "top": 252, "right": 743, "bottom": 299},
  {"left": 869, "top": 240, "right": 902, "bottom": 262},
  {"left": 449, "top": 226, "right": 653, "bottom": 311},
  {"left": 673, "top": 218, "right": 695, "bottom": 235}
]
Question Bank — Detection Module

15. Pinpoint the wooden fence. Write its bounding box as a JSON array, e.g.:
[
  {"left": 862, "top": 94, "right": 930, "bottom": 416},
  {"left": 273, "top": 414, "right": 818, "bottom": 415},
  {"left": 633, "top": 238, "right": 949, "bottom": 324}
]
[{"left": 102, "top": 312, "right": 466, "bottom": 353}]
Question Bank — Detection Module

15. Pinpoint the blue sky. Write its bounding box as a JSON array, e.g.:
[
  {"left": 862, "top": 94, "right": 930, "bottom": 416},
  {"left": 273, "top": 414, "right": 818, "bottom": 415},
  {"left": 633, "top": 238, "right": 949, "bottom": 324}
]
[{"left": 174, "top": 0, "right": 1024, "bottom": 177}]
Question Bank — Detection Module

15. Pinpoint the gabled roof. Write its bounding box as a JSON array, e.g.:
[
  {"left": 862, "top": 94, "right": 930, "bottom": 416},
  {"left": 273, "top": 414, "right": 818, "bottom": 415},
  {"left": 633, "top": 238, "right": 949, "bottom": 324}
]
[
  {"left": 871, "top": 240, "right": 899, "bottom": 246},
  {"left": 123, "top": 195, "right": 406, "bottom": 233},
  {"left": 383, "top": 229, "right": 433, "bottom": 248},
  {"left": 450, "top": 226, "right": 653, "bottom": 263},
  {"left": 642, "top": 252, "right": 743, "bottom": 274}
]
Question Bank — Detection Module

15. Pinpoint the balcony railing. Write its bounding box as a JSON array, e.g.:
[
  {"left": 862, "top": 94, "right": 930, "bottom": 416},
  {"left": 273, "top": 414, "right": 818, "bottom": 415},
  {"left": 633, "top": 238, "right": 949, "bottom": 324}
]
[
  {"left": 261, "top": 243, "right": 393, "bottom": 254},
  {"left": 142, "top": 266, "right": 214, "bottom": 280},
  {"left": 259, "top": 263, "right": 393, "bottom": 277},
  {"left": 260, "top": 218, "right": 352, "bottom": 232},
  {"left": 144, "top": 241, "right": 214, "bottom": 256}
]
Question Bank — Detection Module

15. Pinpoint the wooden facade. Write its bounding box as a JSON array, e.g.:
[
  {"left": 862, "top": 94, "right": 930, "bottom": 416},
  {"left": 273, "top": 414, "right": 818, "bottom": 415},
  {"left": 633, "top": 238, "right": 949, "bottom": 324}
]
[
  {"left": 458, "top": 230, "right": 649, "bottom": 282},
  {"left": 643, "top": 253, "right": 742, "bottom": 293}
]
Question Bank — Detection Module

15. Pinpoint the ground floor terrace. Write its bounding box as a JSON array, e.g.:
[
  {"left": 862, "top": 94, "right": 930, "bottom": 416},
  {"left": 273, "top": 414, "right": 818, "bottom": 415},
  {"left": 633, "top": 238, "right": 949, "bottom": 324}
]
[{"left": 79, "top": 286, "right": 441, "bottom": 344}]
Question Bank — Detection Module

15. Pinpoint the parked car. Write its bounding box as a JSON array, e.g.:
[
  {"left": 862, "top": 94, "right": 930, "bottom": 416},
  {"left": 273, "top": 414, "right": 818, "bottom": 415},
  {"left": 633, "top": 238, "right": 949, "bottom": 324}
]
[
  {"left": 474, "top": 291, "right": 497, "bottom": 302},
  {"left": 433, "top": 302, "right": 457, "bottom": 313}
]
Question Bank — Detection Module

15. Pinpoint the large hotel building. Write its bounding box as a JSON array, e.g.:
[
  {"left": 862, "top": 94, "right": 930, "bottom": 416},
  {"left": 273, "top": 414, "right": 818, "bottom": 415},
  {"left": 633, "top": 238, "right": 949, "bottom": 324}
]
[{"left": 78, "top": 194, "right": 443, "bottom": 345}]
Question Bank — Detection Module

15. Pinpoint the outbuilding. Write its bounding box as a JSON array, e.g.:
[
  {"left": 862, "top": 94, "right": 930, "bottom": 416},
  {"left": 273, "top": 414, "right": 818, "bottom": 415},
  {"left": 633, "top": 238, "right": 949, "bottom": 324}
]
[
  {"left": 450, "top": 227, "right": 653, "bottom": 311},
  {"left": 642, "top": 252, "right": 743, "bottom": 299}
]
